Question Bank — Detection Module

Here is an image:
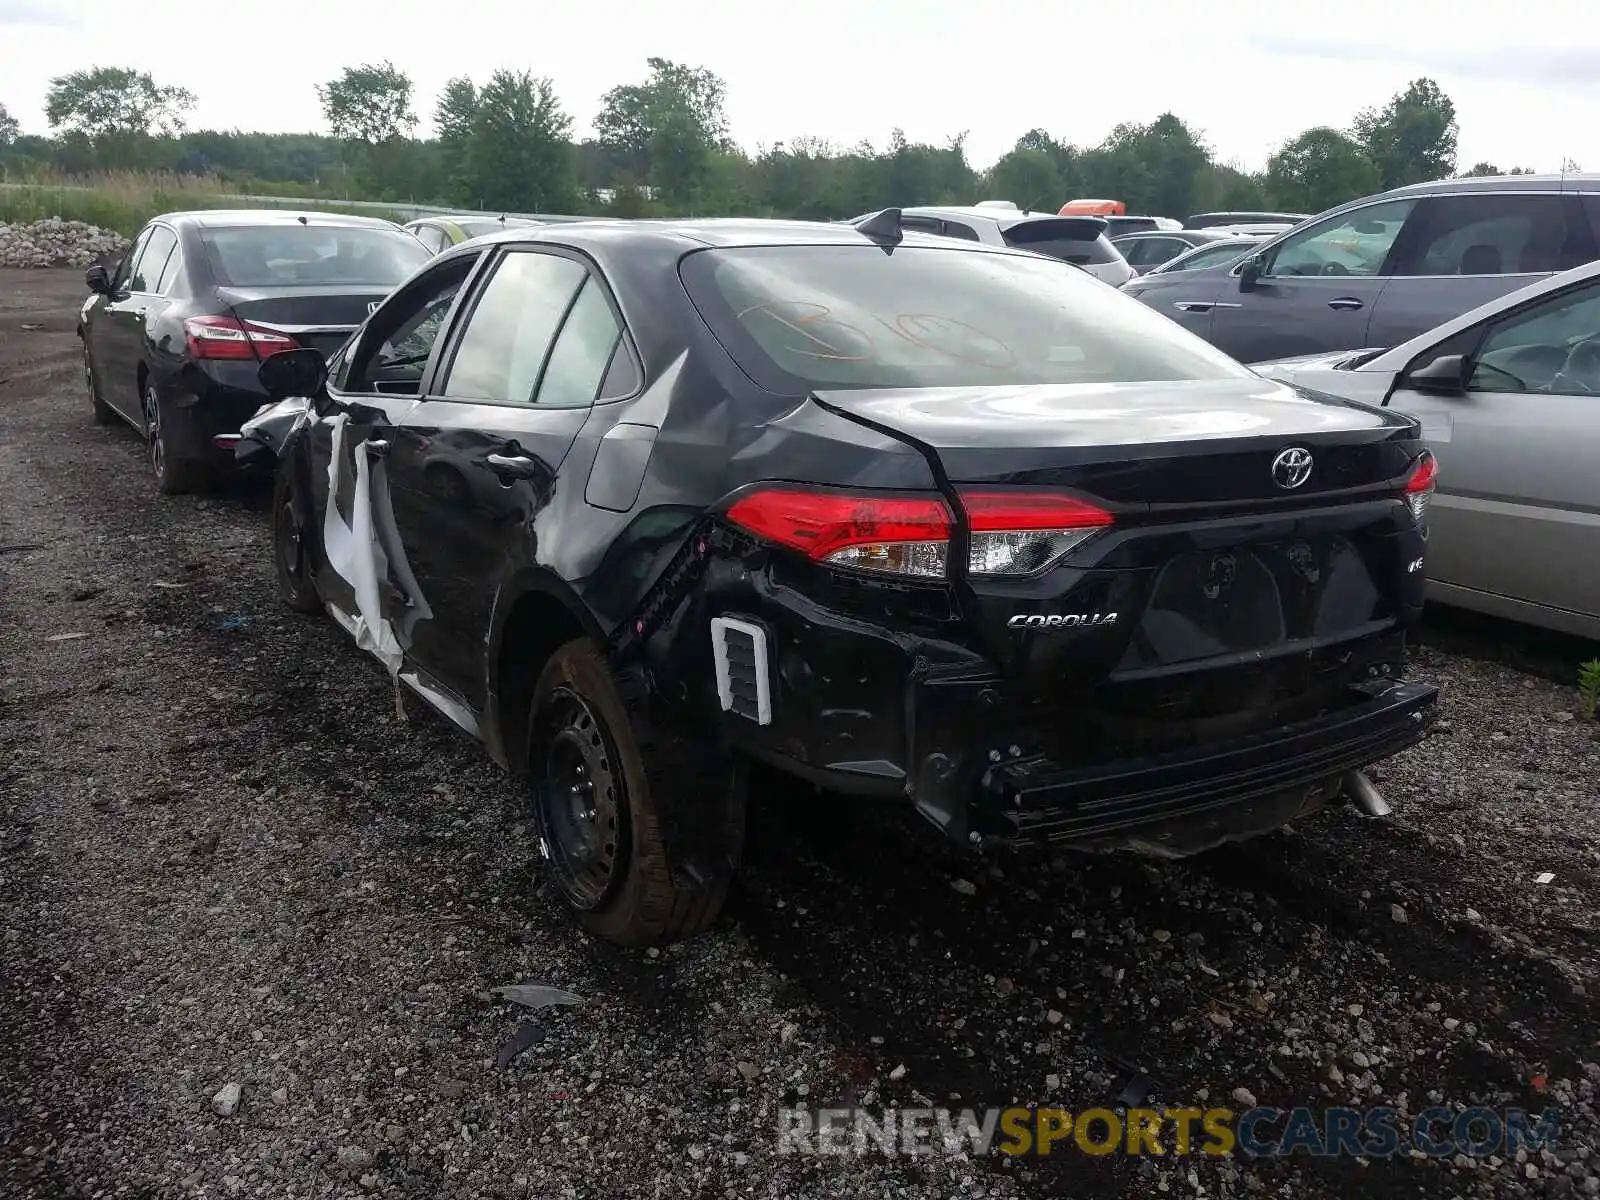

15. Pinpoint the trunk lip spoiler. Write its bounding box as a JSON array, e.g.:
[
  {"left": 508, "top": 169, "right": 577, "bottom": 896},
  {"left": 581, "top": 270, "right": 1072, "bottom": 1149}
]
[{"left": 245, "top": 320, "right": 361, "bottom": 336}]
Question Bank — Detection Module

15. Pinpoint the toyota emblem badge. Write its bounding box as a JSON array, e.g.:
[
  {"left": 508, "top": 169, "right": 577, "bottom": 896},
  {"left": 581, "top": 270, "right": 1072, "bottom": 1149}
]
[{"left": 1271, "top": 446, "right": 1314, "bottom": 489}]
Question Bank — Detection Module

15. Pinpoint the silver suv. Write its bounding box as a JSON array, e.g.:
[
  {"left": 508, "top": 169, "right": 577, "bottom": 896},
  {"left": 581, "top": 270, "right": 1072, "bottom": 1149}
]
[
  {"left": 1124, "top": 175, "right": 1600, "bottom": 362},
  {"left": 850, "top": 205, "right": 1135, "bottom": 286}
]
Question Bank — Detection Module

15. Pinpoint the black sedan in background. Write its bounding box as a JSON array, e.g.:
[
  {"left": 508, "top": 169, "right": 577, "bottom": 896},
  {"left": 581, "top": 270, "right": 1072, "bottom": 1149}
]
[{"left": 78, "top": 209, "right": 432, "bottom": 493}]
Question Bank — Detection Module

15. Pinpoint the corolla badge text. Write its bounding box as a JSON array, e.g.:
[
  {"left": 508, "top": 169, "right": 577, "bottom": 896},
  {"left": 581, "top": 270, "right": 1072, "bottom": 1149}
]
[{"left": 1008, "top": 612, "right": 1119, "bottom": 630}]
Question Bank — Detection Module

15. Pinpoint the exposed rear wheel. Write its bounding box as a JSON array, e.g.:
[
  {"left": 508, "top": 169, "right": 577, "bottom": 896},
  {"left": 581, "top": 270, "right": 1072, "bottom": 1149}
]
[
  {"left": 528, "top": 639, "right": 739, "bottom": 946},
  {"left": 143, "top": 382, "right": 205, "bottom": 495}
]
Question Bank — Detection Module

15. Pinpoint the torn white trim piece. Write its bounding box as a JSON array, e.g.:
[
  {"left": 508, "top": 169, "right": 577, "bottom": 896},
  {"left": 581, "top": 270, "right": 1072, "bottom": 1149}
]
[
  {"left": 710, "top": 616, "right": 772, "bottom": 726},
  {"left": 321, "top": 414, "right": 403, "bottom": 677}
]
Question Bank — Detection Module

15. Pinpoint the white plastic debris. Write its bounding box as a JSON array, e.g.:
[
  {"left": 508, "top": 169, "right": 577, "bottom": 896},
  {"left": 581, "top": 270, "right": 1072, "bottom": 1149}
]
[
  {"left": 494, "top": 983, "right": 586, "bottom": 1010},
  {"left": 1534, "top": 872, "right": 1555, "bottom": 885},
  {"left": 211, "top": 1081, "right": 242, "bottom": 1117}
]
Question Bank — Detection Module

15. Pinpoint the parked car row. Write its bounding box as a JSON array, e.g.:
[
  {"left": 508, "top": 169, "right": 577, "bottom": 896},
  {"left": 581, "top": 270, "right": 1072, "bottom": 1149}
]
[{"left": 70, "top": 179, "right": 1596, "bottom": 949}]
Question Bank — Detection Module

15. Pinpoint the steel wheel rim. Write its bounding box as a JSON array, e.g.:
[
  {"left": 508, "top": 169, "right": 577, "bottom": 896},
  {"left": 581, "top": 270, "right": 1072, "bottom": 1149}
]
[
  {"left": 535, "top": 687, "right": 625, "bottom": 910},
  {"left": 144, "top": 386, "right": 164, "bottom": 479},
  {"left": 277, "top": 496, "right": 304, "bottom": 584}
]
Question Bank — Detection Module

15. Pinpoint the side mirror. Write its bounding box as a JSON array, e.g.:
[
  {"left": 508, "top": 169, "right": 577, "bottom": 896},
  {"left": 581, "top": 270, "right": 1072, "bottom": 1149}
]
[
  {"left": 1403, "top": 353, "right": 1468, "bottom": 396},
  {"left": 258, "top": 347, "right": 329, "bottom": 400},
  {"left": 84, "top": 264, "right": 112, "bottom": 295},
  {"left": 1238, "top": 257, "right": 1264, "bottom": 292}
]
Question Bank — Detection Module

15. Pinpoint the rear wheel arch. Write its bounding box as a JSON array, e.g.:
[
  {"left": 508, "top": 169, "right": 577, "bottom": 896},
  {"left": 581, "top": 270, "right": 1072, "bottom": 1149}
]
[{"left": 490, "top": 578, "right": 604, "bottom": 773}]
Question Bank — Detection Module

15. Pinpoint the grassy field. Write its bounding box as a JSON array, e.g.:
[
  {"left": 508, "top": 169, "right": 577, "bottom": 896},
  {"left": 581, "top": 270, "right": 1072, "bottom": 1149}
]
[{"left": 0, "top": 172, "right": 411, "bottom": 234}]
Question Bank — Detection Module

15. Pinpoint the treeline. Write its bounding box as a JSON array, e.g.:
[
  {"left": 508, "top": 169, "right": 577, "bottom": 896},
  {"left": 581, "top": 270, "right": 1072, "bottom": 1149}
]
[{"left": 0, "top": 63, "right": 1561, "bottom": 221}]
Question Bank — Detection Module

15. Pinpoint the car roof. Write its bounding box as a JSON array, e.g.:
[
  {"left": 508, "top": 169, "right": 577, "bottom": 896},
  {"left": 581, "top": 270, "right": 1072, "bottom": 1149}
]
[
  {"left": 1116, "top": 228, "right": 1234, "bottom": 242},
  {"left": 1379, "top": 172, "right": 1600, "bottom": 198},
  {"left": 435, "top": 216, "right": 1060, "bottom": 260},
  {"left": 154, "top": 209, "right": 403, "bottom": 230},
  {"left": 895, "top": 206, "right": 1110, "bottom": 236}
]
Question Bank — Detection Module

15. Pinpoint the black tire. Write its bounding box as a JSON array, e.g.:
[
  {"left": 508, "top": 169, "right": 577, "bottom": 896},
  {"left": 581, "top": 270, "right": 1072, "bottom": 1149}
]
[
  {"left": 528, "top": 639, "right": 738, "bottom": 946},
  {"left": 84, "top": 344, "right": 116, "bottom": 425},
  {"left": 142, "top": 380, "right": 206, "bottom": 496},
  {"left": 272, "top": 451, "right": 322, "bottom": 614}
]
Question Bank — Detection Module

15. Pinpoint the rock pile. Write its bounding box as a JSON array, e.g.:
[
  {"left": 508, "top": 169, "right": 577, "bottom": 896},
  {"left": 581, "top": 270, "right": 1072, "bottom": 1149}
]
[{"left": 0, "top": 217, "right": 131, "bottom": 269}]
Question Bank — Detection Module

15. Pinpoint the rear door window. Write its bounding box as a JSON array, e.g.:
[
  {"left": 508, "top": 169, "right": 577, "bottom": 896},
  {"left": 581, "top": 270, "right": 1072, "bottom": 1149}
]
[
  {"left": 532, "top": 277, "right": 624, "bottom": 408},
  {"left": 112, "top": 229, "right": 151, "bottom": 291},
  {"left": 129, "top": 225, "right": 177, "bottom": 294},
  {"left": 154, "top": 238, "right": 185, "bottom": 294},
  {"left": 441, "top": 250, "right": 586, "bottom": 405},
  {"left": 1394, "top": 193, "right": 1595, "bottom": 276}
]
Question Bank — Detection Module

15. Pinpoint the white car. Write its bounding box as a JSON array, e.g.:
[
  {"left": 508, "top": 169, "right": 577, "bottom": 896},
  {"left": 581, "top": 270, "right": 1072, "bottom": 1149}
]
[
  {"left": 1253, "top": 258, "right": 1600, "bottom": 639},
  {"left": 849, "top": 205, "right": 1135, "bottom": 286}
]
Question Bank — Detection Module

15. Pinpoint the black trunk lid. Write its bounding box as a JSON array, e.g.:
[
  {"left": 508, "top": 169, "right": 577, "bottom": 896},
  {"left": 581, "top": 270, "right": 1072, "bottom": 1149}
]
[
  {"left": 214, "top": 285, "right": 385, "bottom": 357},
  {"left": 811, "top": 379, "right": 1430, "bottom": 738},
  {"left": 812, "top": 378, "right": 1420, "bottom": 506}
]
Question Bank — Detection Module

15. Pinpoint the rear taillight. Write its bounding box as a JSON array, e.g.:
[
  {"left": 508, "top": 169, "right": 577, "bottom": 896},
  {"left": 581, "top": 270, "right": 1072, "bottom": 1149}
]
[
  {"left": 963, "top": 490, "right": 1114, "bottom": 577},
  {"left": 724, "top": 489, "right": 953, "bottom": 579},
  {"left": 1403, "top": 451, "right": 1437, "bottom": 528},
  {"left": 723, "top": 487, "right": 1113, "bottom": 579},
  {"left": 183, "top": 316, "right": 297, "bottom": 361}
]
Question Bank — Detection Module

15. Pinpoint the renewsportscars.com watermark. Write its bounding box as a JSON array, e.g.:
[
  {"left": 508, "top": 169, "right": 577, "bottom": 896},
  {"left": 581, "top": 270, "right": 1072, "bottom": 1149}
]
[{"left": 777, "top": 1105, "right": 1562, "bottom": 1159}]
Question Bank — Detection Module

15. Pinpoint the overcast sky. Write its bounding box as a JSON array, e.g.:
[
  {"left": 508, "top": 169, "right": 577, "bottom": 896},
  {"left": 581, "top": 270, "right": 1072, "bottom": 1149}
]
[{"left": 2, "top": 0, "right": 1596, "bottom": 172}]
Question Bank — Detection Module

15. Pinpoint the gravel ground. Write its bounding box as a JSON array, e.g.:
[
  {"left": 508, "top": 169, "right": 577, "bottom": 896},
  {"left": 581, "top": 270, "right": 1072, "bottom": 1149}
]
[{"left": 2, "top": 266, "right": 1597, "bottom": 1199}]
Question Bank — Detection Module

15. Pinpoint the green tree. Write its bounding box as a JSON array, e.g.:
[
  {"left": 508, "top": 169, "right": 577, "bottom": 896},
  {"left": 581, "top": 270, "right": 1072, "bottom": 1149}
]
[
  {"left": 316, "top": 62, "right": 417, "bottom": 145},
  {"left": 985, "top": 147, "right": 1061, "bottom": 211},
  {"left": 0, "top": 102, "right": 19, "bottom": 149},
  {"left": 1461, "top": 161, "right": 1501, "bottom": 177},
  {"left": 43, "top": 67, "right": 194, "bottom": 168},
  {"left": 458, "top": 71, "right": 577, "bottom": 213},
  {"left": 1113, "top": 114, "right": 1211, "bottom": 219},
  {"left": 44, "top": 67, "right": 196, "bottom": 140},
  {"left": 1352, "top": 77, "right": 1458, "bottom": 189},
  {"left": 1266, "top": 127, "right": 1380, "bottom": 212},
  {"left": 433, "top": 76, "right": 478, "bottom": 200},
  {"left": 596, "top": 58, "right": 729, "bottom": 207},
  {"left": 316, "top": 62, "right": 418, "bottom": 196}
]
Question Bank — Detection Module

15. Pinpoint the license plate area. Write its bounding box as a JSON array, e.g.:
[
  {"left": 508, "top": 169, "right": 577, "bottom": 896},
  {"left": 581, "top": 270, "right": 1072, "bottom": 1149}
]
[{"left": 1116, "top": 534, "right": 1389, "bottom": 672}]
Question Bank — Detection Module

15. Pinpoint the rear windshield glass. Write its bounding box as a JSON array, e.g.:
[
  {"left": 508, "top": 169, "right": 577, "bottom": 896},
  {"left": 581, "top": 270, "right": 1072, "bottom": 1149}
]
[
  {"left": 202, "top": 225, "right": 431, "bottom": 287},
  {"left": 1001, "top": 220, "right": 1120, "bottom": 265},
  {"left": 680, "top": 244, "right": 1253, "bottom": 392}
]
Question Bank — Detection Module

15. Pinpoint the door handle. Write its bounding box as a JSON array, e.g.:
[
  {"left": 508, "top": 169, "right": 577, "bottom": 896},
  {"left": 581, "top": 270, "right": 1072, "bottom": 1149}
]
[
  {"left": 484, "top": 451, "right": 541, "bottom": 480},
  {"left": 1327, "top": 297, "right": 1364, "bottom": 311},
  {"left": 365, "top": 439, "right": 390, "bottom": 458},
  {"left": 1173, "top": 301, "right": 1215, "bottom": 313}
]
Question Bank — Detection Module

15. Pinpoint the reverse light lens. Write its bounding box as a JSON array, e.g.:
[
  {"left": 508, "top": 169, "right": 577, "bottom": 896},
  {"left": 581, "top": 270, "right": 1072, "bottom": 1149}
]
[
  {"left": 962, "top": 490, "right": 1114, "bottom": 577},
  {"left": 1403, "top": 451, "right": 1437, "bottom": 528},
  {"left": 184, "top": 316, "right": 297, "bottom": 361}
]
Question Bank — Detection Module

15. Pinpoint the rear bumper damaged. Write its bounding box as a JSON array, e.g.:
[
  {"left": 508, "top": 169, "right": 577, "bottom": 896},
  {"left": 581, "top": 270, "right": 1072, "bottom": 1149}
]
[{"left": 696, "top": 587, "right": 1437, "bottom": 854}]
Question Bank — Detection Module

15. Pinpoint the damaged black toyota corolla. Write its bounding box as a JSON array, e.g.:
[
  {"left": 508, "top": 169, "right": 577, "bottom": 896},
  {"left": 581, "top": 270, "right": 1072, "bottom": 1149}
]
[{"left": 243, "top": 212, "right": 1440, "bottom": 946}]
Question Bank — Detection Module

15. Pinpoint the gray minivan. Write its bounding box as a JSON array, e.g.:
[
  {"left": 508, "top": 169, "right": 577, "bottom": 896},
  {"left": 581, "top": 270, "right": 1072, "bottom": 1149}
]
[{"left": 1123, "top": 175, "right": 1600, "bottom": 362}]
